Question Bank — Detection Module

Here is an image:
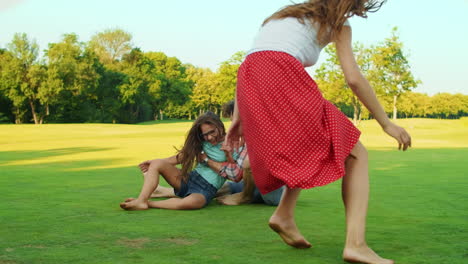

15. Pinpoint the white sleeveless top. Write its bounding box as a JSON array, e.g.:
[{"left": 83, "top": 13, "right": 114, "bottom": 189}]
[{"left": 248, "top": 17, "right": 350, "bottom": 68}]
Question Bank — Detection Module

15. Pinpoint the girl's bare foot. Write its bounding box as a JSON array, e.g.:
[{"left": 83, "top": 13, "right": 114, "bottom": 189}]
[
  {"left": 268, "top": 215, "right": 311, "bottom": 249},
  {"left": 343, "top": 246, "right": 394, "bottom": 264},
  {"left": 217, "top": 193, "right": 246, "bottom": 205},
  {"left": 119, "top": 198, "right": 149, "bottom": 210}
]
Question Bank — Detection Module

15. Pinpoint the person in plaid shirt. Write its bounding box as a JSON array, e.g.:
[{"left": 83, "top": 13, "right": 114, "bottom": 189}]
[
  {"left": 218, "top": 145, "right": 247, "bottom": 182},
  {"left": 152, "top": 101, "right": 284, "bottom": 206}
]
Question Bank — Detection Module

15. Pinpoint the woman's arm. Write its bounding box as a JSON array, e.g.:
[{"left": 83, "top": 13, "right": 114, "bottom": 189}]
[
  {"left": 334, "top": 26, "right": 411, "bottom": 150},
  {"left": 335, "top": 26, "right": 390, "bottom": 128},
  {"left": 199, "top": 151, "right": 224, "bottom": 172},
  {"left": 199, "top": 147, "right": 246, "bottom": 182},
  {"left": 225, "top": 93, "right": 244, "bottom": 150}
]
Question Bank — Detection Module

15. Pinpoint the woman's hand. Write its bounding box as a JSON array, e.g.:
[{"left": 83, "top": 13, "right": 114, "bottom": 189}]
[
  {"left": 221, "top": 145, "right": 235, "bottom": 163},
  {"left": 383, "top": 123, "right": 412, "bottom": 151},
  {"left": 198, "top": 151, "right": 208, "bottom": 163},
  {"left": 138, "top": 160, "right": 151, "bottom": 173},
  {"left": 224, "top": 118, "right": 244, "bottom": 151}
]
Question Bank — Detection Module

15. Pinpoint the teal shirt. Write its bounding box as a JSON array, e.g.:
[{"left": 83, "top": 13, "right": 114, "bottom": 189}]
[{"left": 195, "top": 142, "right": 240, "bottom": 190}]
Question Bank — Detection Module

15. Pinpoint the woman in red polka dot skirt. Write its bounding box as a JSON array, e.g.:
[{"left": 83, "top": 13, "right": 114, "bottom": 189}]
[{"left": 225, "top": 1, "right": 411, "bottom": 264}]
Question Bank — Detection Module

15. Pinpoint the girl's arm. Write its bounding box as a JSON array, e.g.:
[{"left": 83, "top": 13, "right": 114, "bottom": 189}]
[
  {"left": 334, "top": 26, "right": 411, "bottom": 150},
  {"left": 199, "top": 151, "right": 223, "bottom": 172},
  {"left": 225, "top": 93, "right": 244, "bottom": 150},
  {"left": 199, "top": 147, "right": 246, "bottom": 182}
]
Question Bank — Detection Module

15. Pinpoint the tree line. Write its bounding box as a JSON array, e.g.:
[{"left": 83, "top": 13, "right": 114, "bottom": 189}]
[
  {"left": 0, "top": 28, "right": 466, "bottom": 124},
  {"left": 316, "top": 27, "right": 467, "bottom": 124}
]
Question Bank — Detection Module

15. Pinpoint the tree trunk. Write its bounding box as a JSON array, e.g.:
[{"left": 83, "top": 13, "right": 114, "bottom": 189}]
[
  {"left": 159, "top": 109, "right": 163, "bottom": 120},
  {"left": 15, "top": 108, "right": 20, "bottom": 124},
  {"left": 353, "top": 103, "right": 358, "bottom": 126},
  {"left": 358, "top": 107, "right": 362, "bottom": 125},
  {"left": 29, "top": 99, "right": 39, "bottom": 124},
  {"left": 393, "top": 95, "right": 398, "bottom": 120},
  {"left": 351, "top": 95, "right": 360, "bottom": 126}
]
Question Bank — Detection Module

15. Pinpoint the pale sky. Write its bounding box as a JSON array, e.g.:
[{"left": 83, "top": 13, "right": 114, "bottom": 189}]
[{"left": 1, "top": 0, "right": 467, "bottom": 95}]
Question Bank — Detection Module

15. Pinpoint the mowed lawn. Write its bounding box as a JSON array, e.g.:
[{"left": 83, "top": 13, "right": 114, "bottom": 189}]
[{"left": 0, "top": 118, "right": 467, "bottom": 264}]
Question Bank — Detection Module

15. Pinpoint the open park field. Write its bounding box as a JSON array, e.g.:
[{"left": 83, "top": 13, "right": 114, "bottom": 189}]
[{"left": 1, "top": 118, "right": 467, "bottom": 264}]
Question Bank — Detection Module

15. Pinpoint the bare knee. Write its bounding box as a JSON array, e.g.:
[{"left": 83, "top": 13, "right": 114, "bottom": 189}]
[
  {"left": 348, "top": 141, "right": 368, "bottom": 161},
  {"left": 146, "top": 159, "right": 166, "bottom": 173}
]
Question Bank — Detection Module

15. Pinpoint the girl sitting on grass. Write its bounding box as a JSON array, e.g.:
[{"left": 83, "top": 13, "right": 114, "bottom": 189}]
[{"left": 119, "top": 111, "right": 239, "bottom": 210}]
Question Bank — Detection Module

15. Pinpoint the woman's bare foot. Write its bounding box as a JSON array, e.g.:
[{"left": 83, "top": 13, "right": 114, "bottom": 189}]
[
  {"left": 217, "top": 193, "right": 247, "bottom": 205},
  {"left": 343, "top": 246, "right": 394, "bottom": 264},
  {"left": 119, "top": 198, "right": 149, "bottom": 210},
  {"left": 268, "top": 215, "right": 311, "bottom": 249}
]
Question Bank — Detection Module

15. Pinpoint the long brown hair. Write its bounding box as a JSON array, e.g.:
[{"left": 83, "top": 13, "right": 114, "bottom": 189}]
[
  {"left": 177, "top": 111, "right": 226, "bottom": 181},
  {"left": 264, "top": 0, "right": 386, "bottom": 45}
]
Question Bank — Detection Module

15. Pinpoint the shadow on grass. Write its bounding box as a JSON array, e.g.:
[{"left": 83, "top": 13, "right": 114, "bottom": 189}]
[
  {"left": 0, "top": 148, "right": 467, "bottom": 264},
  {"left": 0, "top": 147, "right": 116, "bottom": 165}
]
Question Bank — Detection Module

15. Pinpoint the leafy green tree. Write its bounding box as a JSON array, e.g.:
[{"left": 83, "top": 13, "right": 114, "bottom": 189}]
[
  {"left": 371, "top": 27, "right": 420, "bottom": 120},
  {"left": 215, "top": 51, "right": 245, "bottom": 110},
  {"left": 190, "top": 67, "right": 219, "bottom": 114},
  {"left": 460, "top": 94, "right": 468, "bottom": 117},
  {"left": 145, "top": 52, "right": 192, "bottom": 120},
  {"left": 315, "top": 43, "right": 371, "bottom": 125},
  {"left": 89, "top": 28, "right": 132, "bottom": 65},
  {"left": 429, "top": 93, "right": 465, "bottom": 119},
  {"left": 44, "top": 34, "right": 101, "bottom": 123},
  {"left": 398, "top": 92, "right": 431, "bottom": 118},
  {"left": 0, "top": 33, "right": 41, "bottom": 123},
  {"left": 116, "top": 48, "right": 158, "bottom": 122},
  {"left": 0, "top": 49, "right": 15, "bottom": 123}
]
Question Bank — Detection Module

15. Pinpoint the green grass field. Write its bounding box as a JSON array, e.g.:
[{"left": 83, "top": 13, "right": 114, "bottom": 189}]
[{"left": 1, "top": 118, "right": 467, "bottom": 264}]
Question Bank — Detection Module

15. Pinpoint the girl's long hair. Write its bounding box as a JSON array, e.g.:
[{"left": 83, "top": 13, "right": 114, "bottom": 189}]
[
  {"left": 264, "top": 0, "right": 386, "bottom": 45},
  {"left": 177, "top": 111, "right": 226, "bottom": 182}
]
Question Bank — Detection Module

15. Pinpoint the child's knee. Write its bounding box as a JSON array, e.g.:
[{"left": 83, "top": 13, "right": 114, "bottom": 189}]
[{"left": 149, "top": 159, "right": 165, "bottom": 170}]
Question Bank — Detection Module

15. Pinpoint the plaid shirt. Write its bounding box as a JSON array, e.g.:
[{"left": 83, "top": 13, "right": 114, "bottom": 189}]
[{"left": 219, "top": 146, "right": 248, "bottom": 182}]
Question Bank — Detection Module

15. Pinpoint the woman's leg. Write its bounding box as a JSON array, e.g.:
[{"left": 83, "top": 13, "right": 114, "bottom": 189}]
[
  {"left": 215, "top": 183, "right": 232, "bottom": 197},
  {"left": 217, "top": 168, "right": 255, "bottom": 205},
  {"left": 120, "top": 159, "right": 181, "bottom": 210},
  {"left": 147, "top": 193, "right": 206, "bottom": 210},
  {"left": 342, "top": 141, "right": 393, "bottom": 264},
  {"left": 268, "top": 187, "right": 311, "bottom": 249},
  {"left": 151, "top": 185, "right": 177, "bottom": 198}
]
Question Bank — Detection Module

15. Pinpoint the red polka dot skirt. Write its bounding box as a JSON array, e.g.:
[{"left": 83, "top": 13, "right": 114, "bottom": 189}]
[{"left": 237, "top": 51, "right": 361, "bottom": 195}]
